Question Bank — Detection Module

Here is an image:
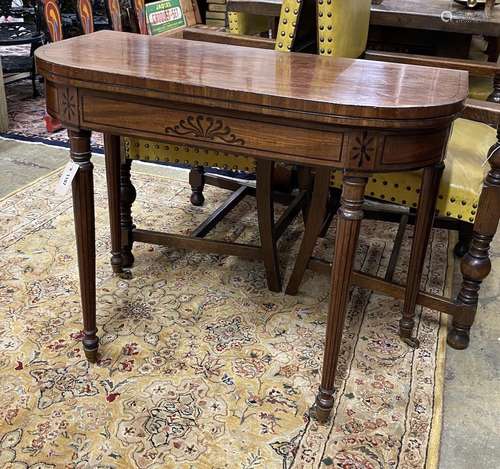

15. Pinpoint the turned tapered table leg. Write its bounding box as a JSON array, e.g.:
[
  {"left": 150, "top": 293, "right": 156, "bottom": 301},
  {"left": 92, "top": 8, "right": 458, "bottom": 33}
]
[
  {"left": 400, "top": 164, "right": 444, "bottom": 348},
  {"left": 256, "top": 159, "right": 282, "bottom": 292},
  {"left": 286, "top": 168, "right": 331, "bottom": 295},
  {"left": 69, "top": 129, "right": 98, "bottom": 363},
  {"left": 120, "top": 159, "right": 136, "bottom": 268},
  {"left": 450, "top": 139, "right": 500, "bottom": 349},
  {"left": 104, "top": 134, "right": 123, "bottom": 273},
  {"left": 315, "top": 173, "right": 367, "bottom": 423}
]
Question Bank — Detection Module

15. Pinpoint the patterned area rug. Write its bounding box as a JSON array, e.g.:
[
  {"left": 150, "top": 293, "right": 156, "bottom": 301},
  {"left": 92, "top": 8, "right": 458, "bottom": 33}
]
[
  {"left": 0, "top": 163, "right": 451, "bottom": 468},
  {"left": 2, "top": 75, "right": 105, "bottom": 151}
]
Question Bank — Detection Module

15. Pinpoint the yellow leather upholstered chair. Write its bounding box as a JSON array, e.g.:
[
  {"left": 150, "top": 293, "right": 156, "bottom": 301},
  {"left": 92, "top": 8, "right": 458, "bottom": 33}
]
[
  {"left": 469, "top": 76, "right": 494, "bottom": 101},
  {"left": 227, "top": 11, "right": 270, "bottom": 36},
  {"left": 267, "top": 0, "right": 499, "bottom": 352}
]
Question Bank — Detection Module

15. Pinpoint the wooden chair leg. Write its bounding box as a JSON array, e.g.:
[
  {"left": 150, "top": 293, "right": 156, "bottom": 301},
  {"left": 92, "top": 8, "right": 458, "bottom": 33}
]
[
  {"left": 315, "top": 174, "right": 368, "bottom": 423},
  {"left": 190, "top": 165, "right": 205, "bottom": 206},
  {"left": 120, "top": 159, "right": 136, "bottom": 268},
  {"left": 384, "top": 213, "right": 409, "bottom": 282},
  {"left": 453, "top": 221, "right": 473, "bottom": 258},
  {"left": 450, "top": 138, "right": 500, "bottom": 350},
  {"left": 104, "top": 134, "right": 123, "bottom": 273},
  {"left": 297, "top": 166, "right": 313, "bottom": 223},
  {"left": 285, "top": 168, "right": 331, "bottom": 295},
  {"left": 399, "top": 164, "right": 444, "bottom": 347},
  {"left": 319, "top": 188, "right": 341, "bottom": 238},
  {"left": 256, "top": 159, "right": 282, "bottom": 292}
]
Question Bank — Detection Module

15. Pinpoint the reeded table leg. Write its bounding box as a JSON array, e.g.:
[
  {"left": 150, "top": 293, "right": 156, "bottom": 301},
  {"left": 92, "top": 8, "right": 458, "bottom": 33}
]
[
  {"left": 451, "top": 142, "right": 500, "bottom": 349},
  {"left": 316, "top": 173, "right": 367, "bottom": 423},
  {"left": 69, "top": 129, "right": 98, "bottom": 363},
  {"left": 256, "top": 159, "right": 282, "bottom": 292},
  {"left": 104, "top": 134, "right": 123, "bottom": 273},
  {"left": 120, "top": 159, "right": 136, "bottom": 268},
  {"left": 400, "top": 164, "right": 443, "bottom": 348}
]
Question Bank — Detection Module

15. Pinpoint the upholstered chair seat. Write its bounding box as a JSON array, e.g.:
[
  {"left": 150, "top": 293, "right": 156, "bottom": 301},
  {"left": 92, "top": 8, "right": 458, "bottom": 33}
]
[{"left": 469, "top": 76, "right": 494, "bottom": 101}]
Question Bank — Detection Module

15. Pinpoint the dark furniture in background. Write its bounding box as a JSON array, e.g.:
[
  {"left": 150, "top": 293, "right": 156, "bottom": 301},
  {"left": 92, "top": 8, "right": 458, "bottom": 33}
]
[
  {"left": 227, "top": 0, "right": 500, "bottom": 64},
  {"left": 0, "top": 0, "right": 43, "bottom": 96}
]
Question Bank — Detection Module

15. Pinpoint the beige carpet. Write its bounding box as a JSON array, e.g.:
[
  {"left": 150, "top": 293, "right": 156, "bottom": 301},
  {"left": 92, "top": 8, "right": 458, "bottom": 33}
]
[{"left": 0, "top": 163, "right": 451, "bottom": 468}]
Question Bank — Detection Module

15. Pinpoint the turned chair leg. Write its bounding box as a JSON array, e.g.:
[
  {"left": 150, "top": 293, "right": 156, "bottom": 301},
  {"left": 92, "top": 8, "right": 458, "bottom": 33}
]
[
  {"left": 120, "top": 159, "right": 136, "bottom": 268},
  {"left": 399, "top": 164, "right": 443, "bottom": 347},
  {"left": 104, "top": 134, "right": 123, "bottom": 273},
  {"left": 454, "top": 221, "right": 473, "bottom": 258},
  {"left": 256, "top": 159, "right": 282, "bottom": 292},
  {"left": 286, "top": 168, "right": 331, "bottom": 295},
  {"left": 190, "top": 165, "right": 205, "bottom": 206},
  {"left": 450, "top": 139, "right": 500, "bottom": 349},
  {"left": 315, "top": 173, "right": 368, "bottom": 423}
]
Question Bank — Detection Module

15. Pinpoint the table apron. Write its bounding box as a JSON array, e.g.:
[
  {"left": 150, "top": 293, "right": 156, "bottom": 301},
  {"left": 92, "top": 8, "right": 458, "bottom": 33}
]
[{"left": 49, "top": 84, "right": 450, "bottom": 171}]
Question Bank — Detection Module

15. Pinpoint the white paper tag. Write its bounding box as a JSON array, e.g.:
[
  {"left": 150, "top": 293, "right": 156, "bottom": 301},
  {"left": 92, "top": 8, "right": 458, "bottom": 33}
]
[{"left": 55, "top": 161, "right": 79, "bottom": 195}]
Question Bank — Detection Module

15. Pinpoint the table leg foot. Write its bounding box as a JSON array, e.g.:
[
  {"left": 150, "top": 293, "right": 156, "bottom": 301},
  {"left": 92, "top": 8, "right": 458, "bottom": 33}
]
[
  {"left": 110, "top": 256, "right": 123, "bottom": 273},
  {"left": 402, "top": 335, "right": 420, "bottom": 349},
  {"left": 83, "top": 343, "right": 98, "bottom": 363},
  {"left": 447, "top": 325, "right": 470, "bottom": 350},
  {"left": 314, "top": 387, "right": 334, "bottom": 423}
]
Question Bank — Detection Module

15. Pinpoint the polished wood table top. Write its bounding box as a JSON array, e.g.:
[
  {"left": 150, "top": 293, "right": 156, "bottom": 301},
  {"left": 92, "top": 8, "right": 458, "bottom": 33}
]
[
  {"left": 37, "top": 31, "right": 466, "bottom": 124},
  {"left": 227, "top": 0, "right": 500, "bottom": 36},
  {"left": 35, "top": 31, "right": 467, "bottom": 423}
]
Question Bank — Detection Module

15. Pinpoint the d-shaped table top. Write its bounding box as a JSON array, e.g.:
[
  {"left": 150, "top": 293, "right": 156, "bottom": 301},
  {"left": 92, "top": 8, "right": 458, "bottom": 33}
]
[{"left": 36, "top": 30, "right": 468, "bottom": 123}]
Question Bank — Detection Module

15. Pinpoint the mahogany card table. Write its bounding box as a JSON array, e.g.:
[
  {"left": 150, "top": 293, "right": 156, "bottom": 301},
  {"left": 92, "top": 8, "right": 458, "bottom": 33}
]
[{"left": 35, "top": 30, "right": 467, "bottom": 422}]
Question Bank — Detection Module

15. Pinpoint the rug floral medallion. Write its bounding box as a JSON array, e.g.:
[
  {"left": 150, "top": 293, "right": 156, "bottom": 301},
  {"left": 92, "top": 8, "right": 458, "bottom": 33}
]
[{"left": 0, "top": 164, "right": 449, "bottom": 469}]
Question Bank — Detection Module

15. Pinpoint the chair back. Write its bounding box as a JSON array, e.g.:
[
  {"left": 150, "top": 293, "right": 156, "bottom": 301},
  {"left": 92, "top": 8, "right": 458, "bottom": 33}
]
[
  {"left": 42, "top": 0, "right": 63, "bottom": 42},
  {"left": 180, "top": 0, "right": 202, "bottom": 26},
  {"left": 131, "top": 0, "right": 148, "bottom": 34},
  {"left": 76, "top": 0, "right": 94, "bottom": 34},
  {"left": 275, "top": 0, "right": 371, "bottom": 57},
  {"left": 228, "top": 12, "right": 270, "bottom": 36},
  {"left": 105, "top": 0, "right": 122, "bottom": 31}
]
